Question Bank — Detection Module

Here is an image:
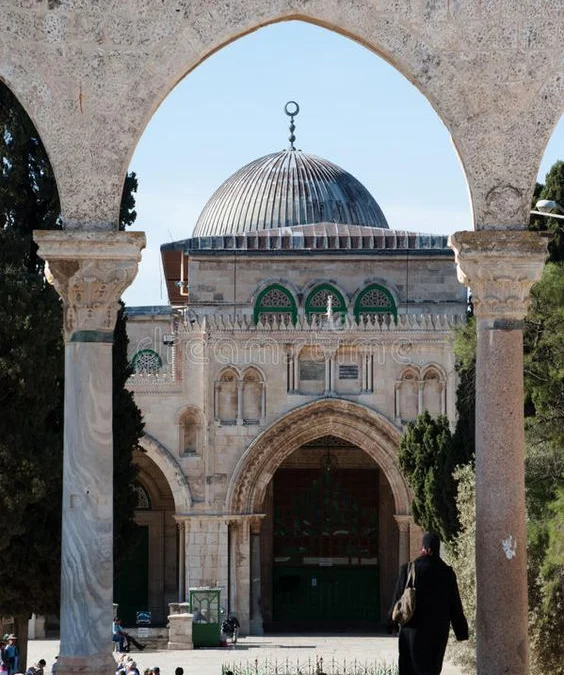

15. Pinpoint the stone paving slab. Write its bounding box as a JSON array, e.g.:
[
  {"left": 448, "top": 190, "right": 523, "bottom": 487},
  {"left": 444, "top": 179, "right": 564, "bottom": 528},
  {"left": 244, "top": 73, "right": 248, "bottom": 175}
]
[{"left": 28, "top": 636, "right": 464, "bottom": 675}]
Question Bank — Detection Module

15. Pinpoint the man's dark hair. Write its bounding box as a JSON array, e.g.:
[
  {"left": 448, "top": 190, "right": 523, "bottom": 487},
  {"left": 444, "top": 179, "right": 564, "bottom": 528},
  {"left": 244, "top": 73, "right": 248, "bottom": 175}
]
[{"left": 422, "top": 532, "right": 441, "bottom": 554}]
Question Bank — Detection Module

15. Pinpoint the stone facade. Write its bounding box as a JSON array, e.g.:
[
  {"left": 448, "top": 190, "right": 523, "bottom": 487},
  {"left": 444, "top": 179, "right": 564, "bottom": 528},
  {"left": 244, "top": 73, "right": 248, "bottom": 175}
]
[
  {"left": 1, "top": 2, "right": 555, "bottom": 674},
  {"left": 125, "top": 236, "right": 466, "bottom": 632}
]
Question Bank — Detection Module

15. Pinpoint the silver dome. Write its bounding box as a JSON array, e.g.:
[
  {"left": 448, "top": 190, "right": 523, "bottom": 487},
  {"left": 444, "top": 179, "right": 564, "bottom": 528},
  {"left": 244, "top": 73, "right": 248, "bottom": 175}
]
[{"left": 192, "top": 148, "right": 389, "bottom": 237}]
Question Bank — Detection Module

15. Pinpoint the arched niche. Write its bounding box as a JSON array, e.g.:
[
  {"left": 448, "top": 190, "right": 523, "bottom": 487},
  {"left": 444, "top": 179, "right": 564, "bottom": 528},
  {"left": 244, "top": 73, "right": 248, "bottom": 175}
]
[
  {"left": 421, "top": 365, "right": 446, "bottom": 416},
  {"left": 397, "top": 366, "right": 419, "bottom": 422},
  {"left": 177, "top": 405, "right": 204, "bottom": 456},
  {"left": 242, "top": 366, "right": 265, "bottom": 424},
  {"left": 226, "top": 398, "right": 410, "bottom": 516},
  {"left": 215, "top": 366, "right": 240, "bottom": 424}
]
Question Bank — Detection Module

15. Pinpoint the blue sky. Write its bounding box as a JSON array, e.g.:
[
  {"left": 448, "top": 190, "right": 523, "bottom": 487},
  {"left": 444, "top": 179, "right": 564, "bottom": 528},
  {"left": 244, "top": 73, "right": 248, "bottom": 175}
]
[{"left": 123, "top": 21, "right": 563, "bottom": 307}]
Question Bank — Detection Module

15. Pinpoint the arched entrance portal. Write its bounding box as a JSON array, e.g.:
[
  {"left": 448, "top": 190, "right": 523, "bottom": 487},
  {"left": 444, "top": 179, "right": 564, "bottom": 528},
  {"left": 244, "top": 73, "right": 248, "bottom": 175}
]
[
  {"left": 263, "top": 437, "right": 397, "bottom": 631},
  {"left": 227, "top": 399, "right": 414, "bottom": 633},
  {"left": 114, "top": 448, "right": 179, "bottom": 626}
]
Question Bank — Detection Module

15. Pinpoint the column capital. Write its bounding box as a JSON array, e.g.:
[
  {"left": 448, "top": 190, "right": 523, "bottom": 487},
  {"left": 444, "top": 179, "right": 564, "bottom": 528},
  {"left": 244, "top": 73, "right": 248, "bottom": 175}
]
[
  {"left": 448, "top": 230, "right": 547, "bottom": 323},
  {"left": 394, "top": 514, "right": 413, "bottom": 532},
  {"left": 34, "top": 231, "right": 146, "bottom": 341}
]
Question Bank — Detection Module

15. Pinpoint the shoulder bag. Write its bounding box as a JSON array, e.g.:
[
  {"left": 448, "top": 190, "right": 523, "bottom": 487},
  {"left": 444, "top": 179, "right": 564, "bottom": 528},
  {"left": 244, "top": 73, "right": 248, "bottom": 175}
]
[{"left": 392, "top": 561, "right": 416, "bottom": 625}]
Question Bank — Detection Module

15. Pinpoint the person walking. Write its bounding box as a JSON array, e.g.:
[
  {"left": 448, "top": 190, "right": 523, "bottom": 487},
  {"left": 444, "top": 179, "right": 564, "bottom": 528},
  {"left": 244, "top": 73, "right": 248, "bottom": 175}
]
[
  {"left": 388, "top": 532, "right": 469, "bottom": 675},
  {"left": 3, "top": 636, "right": 19, "bottom": 675}
]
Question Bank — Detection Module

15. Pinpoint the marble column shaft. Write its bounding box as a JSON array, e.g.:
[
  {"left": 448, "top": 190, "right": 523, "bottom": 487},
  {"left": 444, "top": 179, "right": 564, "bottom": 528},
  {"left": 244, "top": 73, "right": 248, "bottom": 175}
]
[
  {"left": 394, "top": 515, "right": 412, "bottom": 568},
  {"left": 449, "top": 230, "right": 547, "bottom": 675},
  {"left": 34, "top": 231, "right": 146, "bottom": 675},
  {"left": 249, "top": 517, "right": 264, "bottom": 636}
]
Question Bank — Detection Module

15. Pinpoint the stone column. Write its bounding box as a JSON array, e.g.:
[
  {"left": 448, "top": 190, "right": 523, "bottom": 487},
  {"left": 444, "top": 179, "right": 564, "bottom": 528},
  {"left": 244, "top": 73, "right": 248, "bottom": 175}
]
[
  {"left": 177, "top": 520, "right": 186, "bottom": 602},
  {"left": 237, "top": 381, "right": 244, "bottom": 425},
  {"left": 34, "top": 231, "right": 145, "bottom": 675},
  {"left": 260, "top": 382, "right": 266, "bottom": 419},
  {"left": 359, "top": 349, "right": 367, "bottom": 392},
  {"left": 449, "top": 231, "right": 547, "bottom": 675},
  {"left": 394, "top": 515, "right": 412, "bottom": 567},
  {"left": 417, "top": 380, "right": 424, "bottom": 415},
  {"left": 394, "top": 381, "right": 401, "bottom": 423},
  {"left": 249, "top": 518, "right": 264, "bottom": 636},
  {"left": 293, "top": 345, "right": 300, "bottom": 392}
]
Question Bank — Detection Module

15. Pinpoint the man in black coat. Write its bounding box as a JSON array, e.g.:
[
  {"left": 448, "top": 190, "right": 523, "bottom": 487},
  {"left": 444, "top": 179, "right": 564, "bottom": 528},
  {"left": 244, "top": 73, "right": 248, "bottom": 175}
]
[{"left": 389, "top": 532, "right": 469, "bottom": 675}]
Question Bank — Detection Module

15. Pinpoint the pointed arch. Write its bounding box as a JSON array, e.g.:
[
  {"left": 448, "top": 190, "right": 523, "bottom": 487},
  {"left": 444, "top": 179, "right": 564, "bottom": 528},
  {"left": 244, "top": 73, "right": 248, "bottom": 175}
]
[
  {"left": 242, "top": 366, "right": 266, "bottom": 423},
  {"left": 253, "top": 283, "right": 297, "bottom": 325},
  {"left": 305, "top": 283, "right": 347, "bottom": 317},
  {"left": 226, "top": 398, "right": 410, "bottom": 516},
  {"left": 138, "top": 434, "right": 192, "bottom": 512},
  {"left": 354, "top": 283, "right": 397, "bottom": 322}
]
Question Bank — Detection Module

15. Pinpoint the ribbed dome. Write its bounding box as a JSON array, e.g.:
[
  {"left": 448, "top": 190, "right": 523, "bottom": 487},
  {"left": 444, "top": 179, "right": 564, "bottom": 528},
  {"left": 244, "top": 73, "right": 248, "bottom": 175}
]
[{"left": 192, "top": 149, "right": 389, "bottom": 237}]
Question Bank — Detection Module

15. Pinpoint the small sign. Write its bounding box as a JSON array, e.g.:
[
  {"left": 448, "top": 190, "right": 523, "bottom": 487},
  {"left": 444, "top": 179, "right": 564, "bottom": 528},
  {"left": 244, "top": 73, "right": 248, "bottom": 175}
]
[
  {"left": 339, "top": 364, "right": 359, "bottom": 380},
  {"left": 136, "top": 610, "right": 152, "bottom": 626},
  {"left": 137, "top": 627, "right": 150, "bottom": 638}
]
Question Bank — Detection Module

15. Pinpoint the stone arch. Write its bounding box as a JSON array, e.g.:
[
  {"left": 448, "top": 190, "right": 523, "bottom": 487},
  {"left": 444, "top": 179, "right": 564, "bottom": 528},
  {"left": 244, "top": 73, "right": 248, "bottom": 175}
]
[
  {"left": 138, "top": 433, "right": 192, "bottom": 512},
  {"left": 242, "top": 366, "right": 265, "bottom": 422},
  {"left": 176, "top": 405, "right": 205, "bottom": 456},
  {"left": 226, "top": 398, "right": 410, "bottom": 515},
  {"left": 421, "top": 364, "right": 446, "bottom": 416},
  {"left": 398, "top": 365, "right": 420, "bottom": 422}
]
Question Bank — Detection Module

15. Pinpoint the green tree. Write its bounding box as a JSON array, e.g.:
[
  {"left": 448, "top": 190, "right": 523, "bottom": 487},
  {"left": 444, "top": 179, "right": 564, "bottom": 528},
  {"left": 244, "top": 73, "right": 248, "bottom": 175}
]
[
  {"left": 524, "top": 262, "right": 564, "bottom": 445},
  {"left": 399, "top": 412, "right": 462, "bottom": 542},
  {"left": 0, "top": 82, "right": 143, "bottom": 655},
  {"left": 445, "top": 465, "right": 476, "bottom": 674},
  {"left": 530, "top": 161, "right": 564, "bottom": 262}
]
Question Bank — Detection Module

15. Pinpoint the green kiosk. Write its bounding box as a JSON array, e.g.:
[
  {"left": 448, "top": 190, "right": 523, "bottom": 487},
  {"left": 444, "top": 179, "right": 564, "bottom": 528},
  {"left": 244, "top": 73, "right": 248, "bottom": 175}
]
[{"left": 189, "top": 587, "right": 221, "bottom": 647}]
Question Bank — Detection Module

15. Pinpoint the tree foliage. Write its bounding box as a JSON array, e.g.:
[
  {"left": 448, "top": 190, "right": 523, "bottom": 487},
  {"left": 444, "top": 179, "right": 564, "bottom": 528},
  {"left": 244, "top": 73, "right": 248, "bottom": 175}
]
[
  {"left": 445, "top": 465, "right": 476, "bottom": 674},
  {"left": 399, "top": 412, "right": 464, "bottom": 542},
  {"left": 529, "top": 160, "right": 564, "bottom": 262},
  {"left": 0, "top": 81, "right": 143, "bottom": 623}
]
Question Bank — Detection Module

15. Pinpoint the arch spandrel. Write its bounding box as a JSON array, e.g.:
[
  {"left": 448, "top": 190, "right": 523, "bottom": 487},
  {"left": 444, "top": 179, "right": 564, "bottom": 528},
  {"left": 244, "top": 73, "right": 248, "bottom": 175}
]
[
  {"left": 226, "top": 398, "right": 411, "bottom": 516},
  {"left": 0, "top": 2, "right": 561, "bottom": 227}
]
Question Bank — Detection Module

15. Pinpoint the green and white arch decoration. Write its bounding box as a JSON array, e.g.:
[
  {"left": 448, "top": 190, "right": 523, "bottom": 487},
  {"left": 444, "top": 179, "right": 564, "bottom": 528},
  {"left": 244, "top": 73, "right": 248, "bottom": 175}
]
[
  {"left": 131, "top": 348, "right": 163, "bottom": 374},
  {"left": 253, "top": 283, "right": 297, "bottom": 325},
  {"left": 354, "top": 284, "right": 397, "bottom": 322},
  {"left": 305, "top": 284, "right": 347, "bottom": 318}
]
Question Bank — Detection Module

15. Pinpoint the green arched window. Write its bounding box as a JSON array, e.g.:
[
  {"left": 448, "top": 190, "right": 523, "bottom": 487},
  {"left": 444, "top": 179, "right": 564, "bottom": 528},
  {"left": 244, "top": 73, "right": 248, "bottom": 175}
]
[
  {"left": 253, "top": 283, "right": 297, "bottom": 325},
  {"left": 305, "top": 284, "right": 347, "bottom": 318},
  {"left": 131, "top": 349, "right": 162, "bottom": 374},
  {"left": 354, "top": 284, "right": 397, "bottom": 322}
]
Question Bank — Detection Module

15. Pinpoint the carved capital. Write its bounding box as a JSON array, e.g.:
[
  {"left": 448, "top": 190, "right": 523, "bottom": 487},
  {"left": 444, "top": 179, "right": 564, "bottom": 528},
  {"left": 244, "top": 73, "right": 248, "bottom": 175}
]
[
  {"left": 394, "top": 515, "right": 413, "bottom": 532},
  {"left": 448, "top": 231, "right": 548, "bottom": 323},
  {"left": 34, "top": 231, "right": 146, "bottom": 341}
]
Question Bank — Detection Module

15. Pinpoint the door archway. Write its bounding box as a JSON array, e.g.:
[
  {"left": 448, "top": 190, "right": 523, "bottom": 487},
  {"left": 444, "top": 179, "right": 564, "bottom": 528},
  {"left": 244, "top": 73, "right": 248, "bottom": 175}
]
[
  {"left": 227, "top": 398, "right": 410, "bottom": 515},
  {"left": 226, "top": 399, "right": 412, "bottom": 630}
]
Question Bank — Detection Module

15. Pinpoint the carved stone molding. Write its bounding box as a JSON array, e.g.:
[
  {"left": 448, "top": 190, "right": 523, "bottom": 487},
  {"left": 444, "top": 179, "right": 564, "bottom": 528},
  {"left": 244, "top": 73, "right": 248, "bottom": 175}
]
[
  {"left": 34, "top": 231, "right": 146, "bottom": 340},
  {"left": 448, "top": 231, "right": 548, "bottom": 323},
  {"left": 393, "top": 515, "right": 413, "bottom": 532},
  {"left": 226, "top": 398, "right": 409, "bottom": 516}
]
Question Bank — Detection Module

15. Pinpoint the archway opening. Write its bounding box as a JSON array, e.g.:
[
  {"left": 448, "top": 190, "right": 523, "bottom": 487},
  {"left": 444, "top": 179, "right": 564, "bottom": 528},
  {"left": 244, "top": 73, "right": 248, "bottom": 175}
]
[
  {"left": 114, "top": 449, "right": 178, "bottom": 627},
  {"left": 124, "top": 19, "right": 472, "bottom": 307},
  {"left": 258, "top": 435, "right": 398, "bottom": 632}
]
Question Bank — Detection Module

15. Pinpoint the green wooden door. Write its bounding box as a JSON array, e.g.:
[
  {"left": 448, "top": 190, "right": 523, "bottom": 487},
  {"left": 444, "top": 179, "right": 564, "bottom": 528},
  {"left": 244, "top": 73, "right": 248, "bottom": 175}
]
[
  {"left": 273, "top": 565, "right": 379, "bottom": 627},
  {"left": 272, "top": 467, "right": 380, "bottom": 629},
  {"left": 114, "top": 525, "right": 149, "bottom": 626}
]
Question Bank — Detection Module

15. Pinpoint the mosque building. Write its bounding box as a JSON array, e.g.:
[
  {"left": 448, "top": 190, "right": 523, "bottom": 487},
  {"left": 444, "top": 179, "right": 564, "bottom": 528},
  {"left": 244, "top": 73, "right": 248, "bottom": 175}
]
[{"left": 121, "top": 102, "right": 467, "bottom": 633}]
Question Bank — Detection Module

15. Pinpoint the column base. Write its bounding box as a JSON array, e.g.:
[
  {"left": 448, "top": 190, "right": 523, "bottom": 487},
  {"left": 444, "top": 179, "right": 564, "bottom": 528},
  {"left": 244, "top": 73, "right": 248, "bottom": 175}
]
[
  {"left": 249, "top": 618, "right": 264, "bottom": 636},
  {"left": 57, "top": 653, "right": 117, "bottom": 675}
]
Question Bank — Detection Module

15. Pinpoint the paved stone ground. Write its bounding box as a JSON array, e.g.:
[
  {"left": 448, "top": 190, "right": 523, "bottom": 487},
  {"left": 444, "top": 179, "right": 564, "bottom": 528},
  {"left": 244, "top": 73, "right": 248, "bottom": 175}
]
[{"left": 28, "top": 636, "right": 464, "bottom": 675}]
